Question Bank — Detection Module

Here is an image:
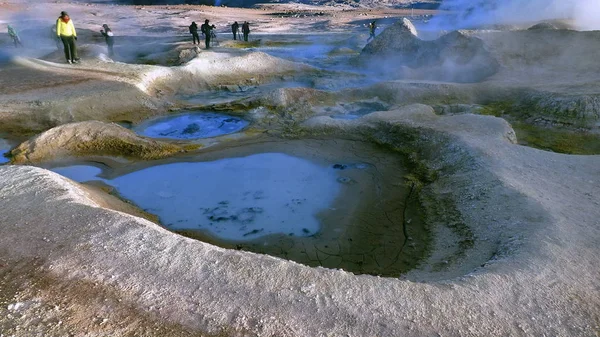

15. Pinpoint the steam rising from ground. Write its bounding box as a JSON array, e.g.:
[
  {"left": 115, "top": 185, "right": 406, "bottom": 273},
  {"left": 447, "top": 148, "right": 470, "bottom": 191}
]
[{"left": 430, "top": 0, "right": 600, "bottom": 30}]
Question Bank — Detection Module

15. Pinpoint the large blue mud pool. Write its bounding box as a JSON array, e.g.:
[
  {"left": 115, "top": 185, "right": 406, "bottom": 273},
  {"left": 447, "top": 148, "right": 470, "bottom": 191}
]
[
  {"left": 135, "top": 112, "right": 249, "bottom": 140},
  {"left": 48, "top": 139, "right": 427, "bottom": 277},
  {"left": 51, "top": 153, "right": 341, "bottom": 241}
]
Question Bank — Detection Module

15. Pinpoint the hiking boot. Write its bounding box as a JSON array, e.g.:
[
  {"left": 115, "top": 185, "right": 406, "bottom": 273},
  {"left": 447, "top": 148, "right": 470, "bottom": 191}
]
[
  {"left": 67, "top": 60, "right": 72, "bottom": 64},
  {"left": 72, "top": 59, "right": 79, "bottom": 64}
]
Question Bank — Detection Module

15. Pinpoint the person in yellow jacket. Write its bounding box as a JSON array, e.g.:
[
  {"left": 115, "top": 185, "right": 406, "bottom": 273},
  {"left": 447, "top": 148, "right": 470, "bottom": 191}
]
[{"left": 56, "top": 11, "right": 79, "bottom": 64}]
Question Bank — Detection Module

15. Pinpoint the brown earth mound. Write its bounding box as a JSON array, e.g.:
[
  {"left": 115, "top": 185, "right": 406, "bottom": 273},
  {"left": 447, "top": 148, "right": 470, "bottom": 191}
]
[{"left": 10, "top": 121, "right": 196, "bottom": 164}]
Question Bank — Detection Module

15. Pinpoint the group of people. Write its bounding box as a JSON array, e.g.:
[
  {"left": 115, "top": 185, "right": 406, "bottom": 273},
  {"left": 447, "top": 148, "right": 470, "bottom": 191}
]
[
  {"left": 55, "top": 11, "right": 115, "bottom": 64},
  {"left": 7, "top": 12, "right": 376, "bottom": 65},
  {"left": 189, "top": 19, "right": 251, "bottom": 49},
  {"left": 188, "top": 20, "right": 214, "bottom": 48},
  {"left": 6, "top": 11, "right": 114, "bottom": 64},
  {"left": 230, "top": 21, "right": 251, "bottom": 42}
]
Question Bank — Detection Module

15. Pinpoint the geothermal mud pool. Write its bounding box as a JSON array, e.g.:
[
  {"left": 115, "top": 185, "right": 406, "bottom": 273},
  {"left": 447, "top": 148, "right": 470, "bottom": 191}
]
[
  {"left": 252, "top": 41, "right": 339, "bottom": 67},
  {"left": 50, "top": 139, "right": 426, "bottom": 277},
  {"left": 134, "top": 112, "right": 249, "bottom": 140},
  {"left": 0, "top": 139, "right": 10, "bottom": 164}
]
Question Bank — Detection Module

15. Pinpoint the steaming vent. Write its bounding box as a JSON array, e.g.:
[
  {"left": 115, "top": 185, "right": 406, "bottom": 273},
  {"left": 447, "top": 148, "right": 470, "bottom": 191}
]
[{"left": 359, "top": 18, "right": 500, "bottom": 83}]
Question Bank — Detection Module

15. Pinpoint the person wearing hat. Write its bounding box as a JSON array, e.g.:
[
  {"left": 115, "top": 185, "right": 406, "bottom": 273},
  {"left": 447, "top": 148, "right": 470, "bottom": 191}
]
[
  {"left": 100, "top": 24, "right": 115, "bottom": 56},
  {"left": 56, "top": 11, "right": 79, "bottom": 64}
]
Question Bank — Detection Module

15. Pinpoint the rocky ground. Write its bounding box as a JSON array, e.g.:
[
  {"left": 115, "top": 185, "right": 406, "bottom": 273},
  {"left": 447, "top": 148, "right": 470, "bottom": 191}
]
[{"left": 0, "top": 1, "right": 599, "bottom": 336}]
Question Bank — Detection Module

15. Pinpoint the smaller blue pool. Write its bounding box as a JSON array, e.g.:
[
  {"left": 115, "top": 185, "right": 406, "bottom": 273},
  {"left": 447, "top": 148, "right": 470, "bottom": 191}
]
[
  {"left": 135, "top": 112, "right": 249, "bottom": 140},
  {"left": 0, "top": 139, "right": 11, "bottom": 164}
]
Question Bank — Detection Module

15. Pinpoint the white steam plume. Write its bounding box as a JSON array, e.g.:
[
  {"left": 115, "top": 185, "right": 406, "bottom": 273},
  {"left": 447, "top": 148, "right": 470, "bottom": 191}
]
[
  {"left": 573, "top": 1, "right": 600, "bottom": 30},
  {"left": 429, "top": 0, "right": 600, "bottom": 31}
]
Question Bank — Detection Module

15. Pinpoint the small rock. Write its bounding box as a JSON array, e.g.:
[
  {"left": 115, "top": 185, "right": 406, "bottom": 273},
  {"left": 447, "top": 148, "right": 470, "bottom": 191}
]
[{"left": 337, "top": 177, "right": 357, "bottom": 185}]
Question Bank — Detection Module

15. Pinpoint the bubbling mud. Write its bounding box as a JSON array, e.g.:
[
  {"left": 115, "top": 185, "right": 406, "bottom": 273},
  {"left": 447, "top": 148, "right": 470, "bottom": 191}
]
[
  {"left": 112, "top": 153, "right": 340, "bottom": 240},
  {"left": 134, "top": 112, "right": 249, "bottom": 140}
]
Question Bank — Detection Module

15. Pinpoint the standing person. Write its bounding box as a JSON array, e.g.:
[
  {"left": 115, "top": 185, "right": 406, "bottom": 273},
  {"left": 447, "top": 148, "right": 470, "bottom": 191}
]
[
  {"left": 189, "top": 21, "right": 199, "bottom": 45},
  {"left": 100, "top": 24, "right": 115, "bottom": 56},
  {"left": 242, "top": 21, "right": 250, "bottom": 42},
  {"left": 367, "top": 20, "right": 377, "bottom": 42},
  {"left": 200, "top": 19, "right": 215, "bottom": 49},
  {"left": 7, "top": 25, "right": 23, "bottom": 48},
  {"left": 231, "top": 21, "right": 239, "bottom": 40},
  {"left": 56, "top": 11, "right": 79, "bottom": 64}
]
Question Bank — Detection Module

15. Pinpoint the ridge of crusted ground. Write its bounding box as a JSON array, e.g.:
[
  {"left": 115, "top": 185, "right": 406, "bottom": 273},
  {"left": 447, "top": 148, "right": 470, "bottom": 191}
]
[{"left": 1, "top": 105, "right": 599, "bottom": 336}]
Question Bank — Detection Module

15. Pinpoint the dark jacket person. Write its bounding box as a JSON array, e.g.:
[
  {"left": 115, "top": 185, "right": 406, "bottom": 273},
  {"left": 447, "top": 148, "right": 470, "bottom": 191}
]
[
  {"left": 200, "top": 19, "right": 216, "bottom": 49},
  {"left": 100, "top": 24, "right": 114, "bottom": 56},
  {"left": 242, "top": 21, "right": 250, "bottom": 42},
  {"left": 189, "top": 21, "right": 199, "bottom": 45},
  {"left": 367, "top": 21, "right": 377, "bottom": 42},
  {"left": 231, "top": 21, "right": 239, "bottom": 40}
]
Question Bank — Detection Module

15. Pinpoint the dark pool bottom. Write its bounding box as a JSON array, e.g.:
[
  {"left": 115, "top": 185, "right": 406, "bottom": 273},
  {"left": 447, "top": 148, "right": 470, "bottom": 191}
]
[{"left": 172, "top": 139, "right": 428, "bottom": 277}]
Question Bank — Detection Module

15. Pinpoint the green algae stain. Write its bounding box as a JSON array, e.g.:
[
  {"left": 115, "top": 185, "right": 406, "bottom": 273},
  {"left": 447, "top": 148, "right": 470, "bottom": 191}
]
[
  {"left": 512, "top": 122, "right": 600, "bottom": 155},
  {"left": 476, "top": 101, "right": 514, "bottom": 117},
  {"left": 478, "top": 103, "right": 600, "bottom": 155}
]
